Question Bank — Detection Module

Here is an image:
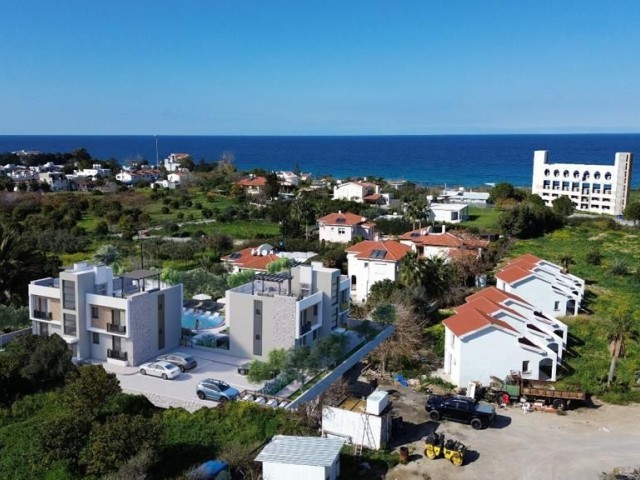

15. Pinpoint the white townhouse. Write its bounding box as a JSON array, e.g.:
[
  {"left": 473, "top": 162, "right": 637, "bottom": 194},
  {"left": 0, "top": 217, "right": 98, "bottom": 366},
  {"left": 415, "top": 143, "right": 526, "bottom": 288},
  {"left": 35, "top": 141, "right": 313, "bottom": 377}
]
[
  {"left": 75, "top": 164, "right": 112, "bottom": 179},
  {"left": 317, "top": 211, "right": 378, "bottom": 244},
  {"left": 39, "top": 172, "right": 70, "bottom": 191},
  {"left": 29, "top": 262, "right": 182, "bottom": 366},
  {"left": 333, "top": 181, "right": 382, "bottom": 203},
  {"left": 399, "top": 226, "right": 488, "bottom": 261},
  {"left": 496, "top": 254, "right": 584, "bottom": 318},
  {"left": 430, "top": 203, "right": 469, "bottom": 223},
  {"left": 443, "top": 287, "right": 565, "bottom": 387},
  {"left": 346, "top": 240, "right": 411, "bottom": 303},
  {"left": 164, "top": 153, "right": 190, "bottom": 172},
  {"left": 532, "top": 150, "right": 633, "bottom": 216}
]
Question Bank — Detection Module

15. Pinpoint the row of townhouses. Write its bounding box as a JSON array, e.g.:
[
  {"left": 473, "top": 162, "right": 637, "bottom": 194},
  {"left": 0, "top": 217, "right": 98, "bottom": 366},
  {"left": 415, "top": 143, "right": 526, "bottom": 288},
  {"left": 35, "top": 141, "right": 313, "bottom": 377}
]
[{"left": 442, "top": 254, "right": 585, "bottom": 387}]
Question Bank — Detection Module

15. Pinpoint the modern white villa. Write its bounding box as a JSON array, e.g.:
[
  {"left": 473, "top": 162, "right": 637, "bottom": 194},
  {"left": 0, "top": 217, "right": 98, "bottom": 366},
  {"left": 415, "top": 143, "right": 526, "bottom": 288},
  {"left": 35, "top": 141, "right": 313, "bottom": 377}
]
[
  {"left": 317, "top": 211, "right": 377, "bottom": 243},
  {"left": 442, "top": 286, "right": 568, "bottom": 387},
  {"left": 224, "top": 263, "right": 350, "bottom": 360},
  {"left": 531, "top": 150, "right": 633, "bottom": 216},
  {"left": 346, "top": 240, "right": 411, "bottom": 303},
  {"left": 333, "top": 180, "right": 380, "bottom": 203},
  {"left": 429, "top": 203, "right": 469, "bottom": 223},
  {"left": 495, "top": 254, "right": 585, "bottom": 317},
  {"left": 29, "top": 262, "right": 183, "bottom": 366}
]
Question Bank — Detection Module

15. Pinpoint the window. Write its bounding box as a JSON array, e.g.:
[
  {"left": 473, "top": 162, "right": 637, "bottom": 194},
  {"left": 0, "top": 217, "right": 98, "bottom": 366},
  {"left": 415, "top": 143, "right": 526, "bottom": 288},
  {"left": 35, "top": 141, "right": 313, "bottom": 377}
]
[
  {"left": 331, "top": 308, "right": 338, "bottom": 329},
  {"left": 62, "top": 280, "right": 76, "bottom": 310},
  {"left": 112, "top": 309, "right": 122, "bottom": 325},
  {"left": 338, "top": 228, "right": 346, "bottom": 235},
  {"left": 63, "top": 313, "right": 77, "bottom": 336},
  {"left": 522, "top": 361, "right": 530, "bottom": 373},
  {"left": 554, "top": 301, "right": 560, "bottom": 311},
  {"left": 313, "top": 304, "right": 318, "bottom": 316},
  {"left": 92, "top": 332, "right": 100, "bottom": 344},
  {"left": 331, "top": 275, "right": 339, "bottom": 305},
  {"left": 91, "top": 306, "right": 99, "bottom": 319},
  {"left": 40, "top": 322, "right": 49, "bottom": 336}
]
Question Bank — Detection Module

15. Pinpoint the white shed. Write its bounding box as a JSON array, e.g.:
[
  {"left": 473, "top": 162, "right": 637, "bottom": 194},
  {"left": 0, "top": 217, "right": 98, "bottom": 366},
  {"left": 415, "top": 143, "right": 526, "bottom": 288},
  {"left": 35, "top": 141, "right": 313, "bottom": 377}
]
[
  {"left": 430, "top": 203, "right": 469, "bottom": 223},
  {"left": 255, "top": 435, "right": 345, "bottom": 480}
]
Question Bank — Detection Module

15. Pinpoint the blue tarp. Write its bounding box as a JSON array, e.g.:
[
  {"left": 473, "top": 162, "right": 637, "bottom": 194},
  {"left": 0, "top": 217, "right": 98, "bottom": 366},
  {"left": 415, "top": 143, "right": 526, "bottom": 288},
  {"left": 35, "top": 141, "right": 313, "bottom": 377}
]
[
  {"left": 190, "top": 460, "right": 229, "bottom": 479},
  {"left": 395, "top": 373, "right": 409, "bottom": 387}
]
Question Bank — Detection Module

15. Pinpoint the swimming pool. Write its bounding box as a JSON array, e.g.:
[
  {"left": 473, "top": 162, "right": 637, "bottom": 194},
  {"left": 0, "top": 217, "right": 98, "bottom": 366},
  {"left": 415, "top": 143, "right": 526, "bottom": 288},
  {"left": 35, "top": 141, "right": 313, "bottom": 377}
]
[{"left": 182, "top": 311, "right": 224, "bottom": 330}]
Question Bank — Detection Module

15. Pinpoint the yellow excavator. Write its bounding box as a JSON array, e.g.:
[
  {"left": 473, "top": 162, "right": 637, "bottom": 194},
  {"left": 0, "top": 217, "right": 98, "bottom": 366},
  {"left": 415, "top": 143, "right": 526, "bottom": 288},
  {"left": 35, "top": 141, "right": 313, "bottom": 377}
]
[{"left": 423, "top": 432, "right": 467, "bottom": 466}]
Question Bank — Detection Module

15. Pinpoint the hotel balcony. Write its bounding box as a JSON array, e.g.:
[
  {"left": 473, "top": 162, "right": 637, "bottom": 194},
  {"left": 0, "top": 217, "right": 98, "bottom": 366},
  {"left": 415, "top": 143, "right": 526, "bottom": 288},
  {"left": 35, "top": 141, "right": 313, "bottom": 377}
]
[
  {"left": 106, "top": 323, "right": 127, "bottom": 334},
  {"left": 33, "top": 310, "right": 53, "bottom": 320},
  {"left": 107, "top": 349, "right": 128, "bottom": 361}
]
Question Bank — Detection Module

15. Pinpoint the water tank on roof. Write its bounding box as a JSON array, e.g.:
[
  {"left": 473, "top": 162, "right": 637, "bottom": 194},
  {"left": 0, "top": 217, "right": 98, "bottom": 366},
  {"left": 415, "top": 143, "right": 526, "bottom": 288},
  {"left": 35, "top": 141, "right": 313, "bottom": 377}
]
[{"left": 366, "top": 390, "right": 389, "bottom": 416}]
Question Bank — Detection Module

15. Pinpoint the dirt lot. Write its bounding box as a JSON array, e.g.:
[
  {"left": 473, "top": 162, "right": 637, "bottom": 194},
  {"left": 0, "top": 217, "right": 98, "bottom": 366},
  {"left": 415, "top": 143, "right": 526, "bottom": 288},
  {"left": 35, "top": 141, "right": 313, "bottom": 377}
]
[{"left": 382, "top": 384, "right": 640, "bottom": 480}]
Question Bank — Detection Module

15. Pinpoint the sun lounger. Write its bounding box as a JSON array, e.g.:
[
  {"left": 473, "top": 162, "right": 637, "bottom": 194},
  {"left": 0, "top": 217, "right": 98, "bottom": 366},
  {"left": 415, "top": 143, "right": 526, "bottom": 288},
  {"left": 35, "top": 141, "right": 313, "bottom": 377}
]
[
  {"left": 254, "top": 397, "right": 266, "bottom": 405},
  {"left": 241, "top": 394, "right": 254, "bottom": 402},
  {"left": 266, "top": 399, "right": 279, "bottom": 408}
]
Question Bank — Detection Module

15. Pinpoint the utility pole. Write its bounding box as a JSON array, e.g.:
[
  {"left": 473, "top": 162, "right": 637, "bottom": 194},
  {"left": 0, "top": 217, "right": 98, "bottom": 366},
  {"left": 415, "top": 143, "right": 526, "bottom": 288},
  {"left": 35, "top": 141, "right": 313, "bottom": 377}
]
[{"left": 155, "top": 135, "right": 159, "bottom": 169}]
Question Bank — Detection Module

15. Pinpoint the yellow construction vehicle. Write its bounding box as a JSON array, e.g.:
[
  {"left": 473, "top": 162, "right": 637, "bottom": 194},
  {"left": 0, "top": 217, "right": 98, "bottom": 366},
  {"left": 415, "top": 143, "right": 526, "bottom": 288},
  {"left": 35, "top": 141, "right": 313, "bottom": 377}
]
[{"left": 423, "top": 432, "right": 466, "bottom": 466}]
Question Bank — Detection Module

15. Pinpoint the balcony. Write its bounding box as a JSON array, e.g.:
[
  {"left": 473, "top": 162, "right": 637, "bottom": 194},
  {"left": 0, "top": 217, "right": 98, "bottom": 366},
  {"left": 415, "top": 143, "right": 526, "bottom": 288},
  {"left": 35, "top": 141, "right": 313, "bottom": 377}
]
[
  {"left": 107, "top": 323, "right": 127, "bottom": 334},
  {"left": 339, "top": 301, "right": 350, "bottom": 312},
  {"left": 33, "top": 310, "right": 52, "bottom": 320},
  {"left": 300, "top": 323, "right": 312, "bottom": 335},
  {"left": 107, "top": 349, "right": 128, "bottom": 361}
]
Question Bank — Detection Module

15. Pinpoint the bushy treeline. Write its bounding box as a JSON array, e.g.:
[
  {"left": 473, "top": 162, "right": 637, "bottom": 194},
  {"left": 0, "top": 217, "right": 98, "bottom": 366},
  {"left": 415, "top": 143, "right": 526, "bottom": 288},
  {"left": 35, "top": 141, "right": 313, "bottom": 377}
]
[{"left": 0, "top": 334, "right": 313, "bottom": 480}]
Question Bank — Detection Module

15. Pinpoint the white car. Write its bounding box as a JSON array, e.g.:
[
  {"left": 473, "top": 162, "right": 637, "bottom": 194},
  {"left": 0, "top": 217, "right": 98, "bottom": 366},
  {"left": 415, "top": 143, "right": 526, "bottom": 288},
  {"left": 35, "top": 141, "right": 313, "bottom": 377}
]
[{"left": 139, "top": 360, "right": 181, "bottom": 380}]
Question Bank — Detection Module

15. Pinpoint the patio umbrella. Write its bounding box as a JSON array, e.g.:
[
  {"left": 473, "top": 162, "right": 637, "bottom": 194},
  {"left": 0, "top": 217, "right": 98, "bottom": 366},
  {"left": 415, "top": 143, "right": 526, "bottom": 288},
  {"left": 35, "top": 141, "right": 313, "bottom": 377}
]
[{"left": 192, "top": 293, "right": 212, "bottom": 301}]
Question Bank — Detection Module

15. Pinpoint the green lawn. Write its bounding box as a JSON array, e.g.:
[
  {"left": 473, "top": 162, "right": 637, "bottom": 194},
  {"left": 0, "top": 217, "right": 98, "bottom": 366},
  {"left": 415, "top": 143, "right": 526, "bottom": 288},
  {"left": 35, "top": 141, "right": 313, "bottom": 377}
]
[
  {"left": 507, "top": 220, "right": 640, "bottom": 402},
  {"left": 460, "top": 205, "right": 501, "bottom": 231}
]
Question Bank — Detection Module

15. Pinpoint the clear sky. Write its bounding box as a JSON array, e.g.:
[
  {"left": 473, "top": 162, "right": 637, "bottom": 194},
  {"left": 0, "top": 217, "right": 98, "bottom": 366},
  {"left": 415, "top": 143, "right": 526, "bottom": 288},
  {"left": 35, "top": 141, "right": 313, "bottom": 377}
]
[{"left": 2, "top": 1, "right": 640, "bottom": 135}]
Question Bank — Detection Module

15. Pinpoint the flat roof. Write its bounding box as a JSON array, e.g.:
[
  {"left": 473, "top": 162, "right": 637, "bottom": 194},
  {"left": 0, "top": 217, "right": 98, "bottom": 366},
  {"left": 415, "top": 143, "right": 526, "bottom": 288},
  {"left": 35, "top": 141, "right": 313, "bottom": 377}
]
[
  {"left": 430, "top": 203, "right": 469, "bottom": 212},
  {"left": 255, "top": 435, "right": 345, "bottom": 467}
]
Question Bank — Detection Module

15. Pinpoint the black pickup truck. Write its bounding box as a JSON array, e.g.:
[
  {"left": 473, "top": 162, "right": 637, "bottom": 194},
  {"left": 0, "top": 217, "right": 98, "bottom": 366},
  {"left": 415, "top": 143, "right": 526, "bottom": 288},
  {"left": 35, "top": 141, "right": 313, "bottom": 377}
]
[{"left": 425, "top": 395, "right": 496, "bottom": 430}]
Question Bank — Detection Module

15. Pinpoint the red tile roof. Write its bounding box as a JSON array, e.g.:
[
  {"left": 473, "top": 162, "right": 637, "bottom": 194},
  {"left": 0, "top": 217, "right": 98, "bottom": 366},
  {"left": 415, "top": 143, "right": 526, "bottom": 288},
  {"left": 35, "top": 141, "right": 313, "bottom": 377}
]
[
  {"left": 443, "top": 307, "right": 518, "bottom": 338},
  {"left": 512, "top": 253, "right": 543, "bottom": 265},
  {"left": 238, "top": 176, "right": 267, "bottom": 187},
  {"left": 221, "top": 247, "right": 279, "bottom": 272},
  {"left": 457, "top": 296, "right": 525, "bottom": 320},
  {"left": 495, "top": 266, "right": 532, "bottom": 284},
  {"left": 466, "top": 286, "right": 532, "bottom": 307},
  {"left": 346, "top": 240, "right": 411, "bottom": 262},
  {"left": 317, "top": 212, "right": 368, "bottom": 226},
  {"left": 363, "top": 193, "right": 383, "bottom": 202},
  {"left": 400, "top": 229, "right": 489, "bottom": 249}
]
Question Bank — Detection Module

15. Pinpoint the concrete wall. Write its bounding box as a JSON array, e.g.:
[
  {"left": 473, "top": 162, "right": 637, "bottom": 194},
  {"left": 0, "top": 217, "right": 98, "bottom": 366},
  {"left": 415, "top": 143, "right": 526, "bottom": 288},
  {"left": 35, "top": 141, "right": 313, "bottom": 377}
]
[
  {"left": 319, "top": 224, "right": 356, "bottom": 243},
  {"left": 262, "top": 463, "right": 329, "bottom": 480},
  {"left": 499, "top": 277, "right": 569, "bottom": 319},
  {"left": 347, "top": 255, "right": 399, "bottom": 303}
]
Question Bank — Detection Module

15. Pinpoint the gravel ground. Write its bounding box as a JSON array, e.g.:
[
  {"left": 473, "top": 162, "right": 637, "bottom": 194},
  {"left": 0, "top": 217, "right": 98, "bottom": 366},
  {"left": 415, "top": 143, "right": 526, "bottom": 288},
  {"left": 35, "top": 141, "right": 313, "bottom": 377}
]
[{"left": 383, "top": 385, "right": 640, "bottom": 480}]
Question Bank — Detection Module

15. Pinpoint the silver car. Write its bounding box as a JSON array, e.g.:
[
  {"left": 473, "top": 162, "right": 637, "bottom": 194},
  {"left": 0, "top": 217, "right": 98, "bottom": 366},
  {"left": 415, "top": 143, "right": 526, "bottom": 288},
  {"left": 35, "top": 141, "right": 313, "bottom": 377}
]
[
  {"left": 139, "top": 360, "right": 181, "bottom": 380},
  {"left": 157, "top": 353, "right": 198, "bottom": 372}
]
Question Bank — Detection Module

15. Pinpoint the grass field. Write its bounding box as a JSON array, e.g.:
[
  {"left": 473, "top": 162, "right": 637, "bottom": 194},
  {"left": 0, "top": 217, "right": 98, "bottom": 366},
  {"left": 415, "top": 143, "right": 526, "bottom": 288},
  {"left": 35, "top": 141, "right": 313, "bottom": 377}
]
[
  {"left": 460, "top": 205, "right": 501, "bottom": 231},
  {"left": 507, "top": 219, "right": 640, "bottom": 402}
]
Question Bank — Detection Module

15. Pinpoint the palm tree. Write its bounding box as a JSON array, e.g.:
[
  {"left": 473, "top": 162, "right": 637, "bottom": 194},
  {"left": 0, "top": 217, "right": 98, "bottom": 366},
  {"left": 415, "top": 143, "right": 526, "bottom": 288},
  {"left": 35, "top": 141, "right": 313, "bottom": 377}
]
[
  {"left": 404, "top": 198, "right": 431, "bottom": 230},
  {"left": 423, "top": 255, "right": 456, "bottom": 304},
  {"left": 605, "top": 305, "right": 639, "bottom": 387},
  {"left": 93, "top": 244, "right": 122, "bottom": 274},
  {"left": 559, "top": 255, "right": 575, "bottom": 274},
  {"left": 399, "top": 251, "right": 427, "bottom": 288}
]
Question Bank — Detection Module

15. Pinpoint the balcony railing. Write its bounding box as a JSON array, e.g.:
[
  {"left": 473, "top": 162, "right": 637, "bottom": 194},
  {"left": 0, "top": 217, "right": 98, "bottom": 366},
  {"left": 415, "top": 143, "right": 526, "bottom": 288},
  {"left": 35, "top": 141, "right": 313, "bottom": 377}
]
[
  {"left": 300, "top": 323, "right": 311, "bottom": 335},
  {"left": 33, "top": 310, "right": 52, "bottom": 320},
  {"left": 107, "top": 349, "right": 128, "bottom": 361},
  {"left": 107, "top": 323, "right": 127, "bottom": 334}
]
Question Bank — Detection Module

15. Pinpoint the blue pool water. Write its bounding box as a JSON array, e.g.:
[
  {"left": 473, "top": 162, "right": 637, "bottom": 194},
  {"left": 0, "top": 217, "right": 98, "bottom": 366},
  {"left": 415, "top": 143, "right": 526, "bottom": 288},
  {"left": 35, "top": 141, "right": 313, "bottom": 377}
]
[{"left": 182, "top": 311, "right": 224, "bottom": 330}]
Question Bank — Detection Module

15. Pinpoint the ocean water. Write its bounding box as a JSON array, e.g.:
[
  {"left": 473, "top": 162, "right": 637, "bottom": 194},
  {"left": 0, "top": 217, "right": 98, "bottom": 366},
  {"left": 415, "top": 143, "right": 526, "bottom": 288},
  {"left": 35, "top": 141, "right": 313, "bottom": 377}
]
[{"left": 1, "top": 134, "right": 639, "bottom": 188}]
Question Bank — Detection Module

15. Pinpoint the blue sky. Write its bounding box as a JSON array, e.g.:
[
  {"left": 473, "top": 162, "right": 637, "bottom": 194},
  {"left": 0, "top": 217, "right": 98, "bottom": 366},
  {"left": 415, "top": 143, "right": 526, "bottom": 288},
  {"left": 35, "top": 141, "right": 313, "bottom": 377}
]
[{"left": 1, "top": 1, "right": 639, "bottom": 135}]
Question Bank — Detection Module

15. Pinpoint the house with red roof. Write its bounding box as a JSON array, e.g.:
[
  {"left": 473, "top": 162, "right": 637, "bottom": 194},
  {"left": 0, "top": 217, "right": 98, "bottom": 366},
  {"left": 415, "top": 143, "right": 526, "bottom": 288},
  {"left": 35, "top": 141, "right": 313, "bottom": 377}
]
[
  {"left": 346, "top": 240, "right": 412, "bottom": 303},
  {"left": 317, "top": 211, "right": 378, "bottom": 244},
  {"left": 399, "top": 226, "right": 488, "bottom": 260},
  {"left": 442, "top": 286, "right": 564, "bottom": 387},
  {"left": 237, "top": 175, "right": 268, "bottom": 196},
  {"left": 221, "top": 244, "right": 281, "bottom": 273},
  {"left": 495, "top": 254, "right": 584, "bottom": 317},
  {"left": 333, "top": 181, "right": 390, "bottom": 204}
]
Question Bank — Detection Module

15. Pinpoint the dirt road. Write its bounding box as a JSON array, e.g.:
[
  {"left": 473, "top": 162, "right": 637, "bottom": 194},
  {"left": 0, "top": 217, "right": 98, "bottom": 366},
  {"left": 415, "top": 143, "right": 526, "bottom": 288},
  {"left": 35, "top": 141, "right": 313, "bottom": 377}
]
[{"left": 385, "top": 387, "right": 640, "bottom": 480}]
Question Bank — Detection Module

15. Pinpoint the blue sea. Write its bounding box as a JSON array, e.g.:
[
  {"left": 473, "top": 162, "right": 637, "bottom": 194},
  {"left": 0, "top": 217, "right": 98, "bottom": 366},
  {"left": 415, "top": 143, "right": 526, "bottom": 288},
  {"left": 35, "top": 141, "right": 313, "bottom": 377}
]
[{"left": 1, "top": 134, "right": 639, "bottom": 188}]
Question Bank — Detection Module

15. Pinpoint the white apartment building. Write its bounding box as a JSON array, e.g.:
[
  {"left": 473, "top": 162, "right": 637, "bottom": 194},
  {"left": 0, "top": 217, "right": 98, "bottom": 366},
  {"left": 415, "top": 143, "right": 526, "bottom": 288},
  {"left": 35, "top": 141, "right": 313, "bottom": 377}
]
[
  {"left": 532, "top": 150, "right": 633, "bottom": 216},
  {"left": 224, "top": 263, "right": 350, "bottom": 360},
  {"left": 29, "top": 263, "right": 182, "bottom": 366}
]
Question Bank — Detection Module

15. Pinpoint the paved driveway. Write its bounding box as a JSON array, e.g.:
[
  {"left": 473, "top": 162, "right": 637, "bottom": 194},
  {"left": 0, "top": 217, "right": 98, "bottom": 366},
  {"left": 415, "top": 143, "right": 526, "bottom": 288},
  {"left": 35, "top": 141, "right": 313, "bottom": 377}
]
[{"left": 103, "top": 348, "right": 263, "bottom": 412}]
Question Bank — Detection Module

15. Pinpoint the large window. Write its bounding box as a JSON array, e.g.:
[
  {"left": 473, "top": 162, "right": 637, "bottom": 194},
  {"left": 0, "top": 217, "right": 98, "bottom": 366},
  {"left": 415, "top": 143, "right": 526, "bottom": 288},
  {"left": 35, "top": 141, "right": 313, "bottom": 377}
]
[
  {"left": 331, "top": 308, "right": 338, "bottom": 329},
  {"left": 331, "top": 275, "right": 339, "bottom": 305},
  {"left": 62, "top": 280, "right": 76, "bottom": 310},
  {"left": 63, "top": 313, "right": 77, "bottom": 336}
]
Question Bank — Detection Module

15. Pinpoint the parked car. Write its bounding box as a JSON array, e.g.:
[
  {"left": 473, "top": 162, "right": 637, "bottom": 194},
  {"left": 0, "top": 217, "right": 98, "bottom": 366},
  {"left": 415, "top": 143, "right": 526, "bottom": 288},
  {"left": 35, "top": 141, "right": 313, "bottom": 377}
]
[
  {"left": 139, "top": 361, "right": 181, "bottom": 380},
  {"left": 425, "top": 395, "right": 496, "bottom": 430},
  {"left": 196, "top": 379, "right": 240, "bottom": 402},
  {"left": 157, "top": 352, "right": 198, "bottom": 372}
]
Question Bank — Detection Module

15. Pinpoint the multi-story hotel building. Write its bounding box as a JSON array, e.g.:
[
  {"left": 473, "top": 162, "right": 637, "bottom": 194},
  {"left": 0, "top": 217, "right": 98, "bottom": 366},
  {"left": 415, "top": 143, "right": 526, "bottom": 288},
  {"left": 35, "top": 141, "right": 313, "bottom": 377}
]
[
  {"left": 532, "top": 150, "right": 633, "bottom": 216},
  {"left": 28, "top": 262, "right": 182, "bottom": 366}
]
